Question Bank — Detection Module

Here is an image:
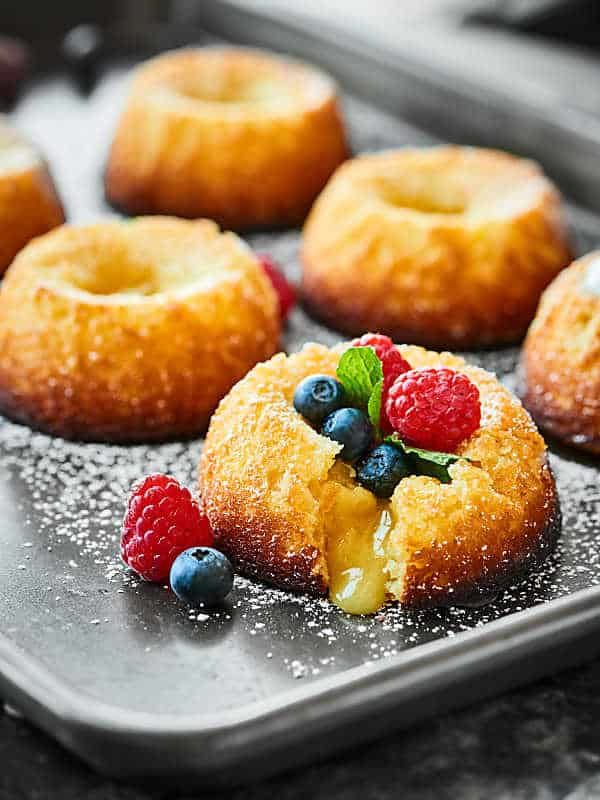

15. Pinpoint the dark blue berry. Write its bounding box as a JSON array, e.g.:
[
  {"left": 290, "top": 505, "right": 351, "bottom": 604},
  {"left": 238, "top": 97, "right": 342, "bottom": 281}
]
[
  {"left": 356, "top": 443, "right": 414, "bottom": 497},
  {"left": 293, "top": 375, "right": 347, "bottom": 426},
  {"left": 321, "top": 407, "right": 373, "bottom": 463},
  {"left": 169, "top": 547, "right": 233, "bottom": 607}
]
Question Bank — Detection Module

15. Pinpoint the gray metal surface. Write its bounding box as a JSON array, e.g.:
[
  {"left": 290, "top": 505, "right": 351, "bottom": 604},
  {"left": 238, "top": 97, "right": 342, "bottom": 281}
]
[
  {"left": 1, "top": 24, "right": 600, "bottom": 788},
  {"left": 199, "top": 1, "right": 600, "bottom": 213}
]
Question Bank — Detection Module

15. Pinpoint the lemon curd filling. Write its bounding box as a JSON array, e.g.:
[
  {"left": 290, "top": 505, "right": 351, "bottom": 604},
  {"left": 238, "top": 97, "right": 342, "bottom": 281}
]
[{"left": 323, "top": 462, "right": 393, "bottom": 615}]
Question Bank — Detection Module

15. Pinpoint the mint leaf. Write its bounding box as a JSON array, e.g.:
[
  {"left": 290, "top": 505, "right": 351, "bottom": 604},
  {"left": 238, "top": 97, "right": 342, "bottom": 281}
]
[
  {"left": 403, "top": 446, "right": 460, "bottom": 484},
  {"left": 367, "top": 378, "right": 383, "bottom": 436},
  {"left": 385, "top": 434, "right": 470, "bottom": 484},
  {"left": 336, "top": 347, "right": 383, "bottom": 410}
]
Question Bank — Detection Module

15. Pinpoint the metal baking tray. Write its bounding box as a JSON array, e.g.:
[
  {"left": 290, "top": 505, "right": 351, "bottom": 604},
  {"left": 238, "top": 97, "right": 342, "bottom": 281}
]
[
  {"left": 1, "top": 7, "right": 600, "bottom": 789},
  {"left": 199, "top": 0, "right": 600, "bottom": 214}
]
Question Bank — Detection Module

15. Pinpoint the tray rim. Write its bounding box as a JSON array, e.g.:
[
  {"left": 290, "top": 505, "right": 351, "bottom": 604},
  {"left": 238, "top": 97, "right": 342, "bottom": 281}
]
[
  {"left": 2, "top": 582, "right": 600, "bottom": 781},
  {"left": 3, "top": 581, "right": 600, "bottom": 732}
]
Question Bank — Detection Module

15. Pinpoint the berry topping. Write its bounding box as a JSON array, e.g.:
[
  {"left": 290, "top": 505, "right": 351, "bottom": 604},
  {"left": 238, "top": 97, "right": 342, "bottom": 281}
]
[
  {"left": 385, "top": 368, "right": 481, "bottom": 452},
  {"left": 355, "top": 443, "right": 414, "bottom": 498},
  {"left": 354, "top": 333, "right": 395, "bottom": 361},
  {"left": 170, "top": 547, "right": 234, "bottom": 607},
  {"left": 121, "top": 474, "right": 213, "bottom": 582},
  {"left": 294, "top": 375, "right": 347, "bottom": 426},
  {"left": 258, "top": 254, "right": 296, "bottom": 321},
  {"left": 321, "top": 407, "right": 373, "bottom": 463},
  {"left": 354, "top": 334, "right": 411, "bottom": 431}
]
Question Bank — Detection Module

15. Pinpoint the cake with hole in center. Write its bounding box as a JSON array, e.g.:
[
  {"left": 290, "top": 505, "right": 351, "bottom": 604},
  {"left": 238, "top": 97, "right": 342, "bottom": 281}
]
[
  {"left": 301, "top": 146, "right": 571, "bottom": 348},
  {"left": 520, "top": 252, "right": 600, "bottom": 454},
  {"left": 0, "top": 217, "right": 280, "bottom": 442},
  {"left": 199, "top": 336, "right": 559, "bottom": 613},
  {"left": 0, "top": 117, "right": 64, "bottom": 276},
  {"left": 105, "top": 47, "right": 348, "bottom": 228}
]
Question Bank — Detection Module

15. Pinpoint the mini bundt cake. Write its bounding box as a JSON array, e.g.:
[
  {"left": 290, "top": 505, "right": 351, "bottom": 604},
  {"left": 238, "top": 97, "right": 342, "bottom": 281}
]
[
  {"left": 302, "top": 146, "right": 571, "bottom": 348},
  {"left": 0, "top": 117, "right": 64, "bottom": 276},
  {"left": 0, "top": 217, "right": 280, "bottom": 442},
  {"left": 105, "top": 47, "right": 348, "bottom": 229},
  {"left": 520, "top": 252, "right": 600, "bottom": 453},
  {"left": 200, "top": 340, "right": 558, "bottom": 612}
]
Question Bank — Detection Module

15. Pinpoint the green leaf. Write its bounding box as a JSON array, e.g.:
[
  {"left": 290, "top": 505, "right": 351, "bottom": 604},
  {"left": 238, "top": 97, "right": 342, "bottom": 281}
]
[
  {"left": 385, "top": 434, "right": 471, "bottom": 484},
  {"left": 336, "top": 347, "right": 383, "bottom": 410},
  {"left": 367, "top": 378, "right": 383, "bottom": 437}
]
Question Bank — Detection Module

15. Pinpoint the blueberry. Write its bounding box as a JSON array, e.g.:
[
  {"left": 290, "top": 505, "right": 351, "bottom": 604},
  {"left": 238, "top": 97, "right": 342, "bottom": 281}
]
[
  {"left": 356, "top": 443, "right": 414, "bottom": 497},
  {"left": 321, "top": 407, "right": 373, "bottom": 462},
  {"left": 169, "top": 547, "right": 234, "bottom": 607},
  {"left": 293, "top": 375, "right": 347, "bottom": 426}
]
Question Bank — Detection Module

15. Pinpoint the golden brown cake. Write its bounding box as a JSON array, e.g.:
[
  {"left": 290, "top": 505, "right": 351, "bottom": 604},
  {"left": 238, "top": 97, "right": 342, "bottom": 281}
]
[
  {"left": 301, "top": 146, "right": 571, "bottom": 348},
  {"left": 0, "top": 118, "right": 64, "bottom": 276},
  {"left": 520, "top": 252, "right": 600, "bottom": 453},
  {"left": 0, "top": 217, "right": 280, "bottom": 442},
  {"left": 199, "top": 341, "right": 558, "bottom": 612},
  {"left": 105, "top": 47, "right": 348, "bottom": 229}
]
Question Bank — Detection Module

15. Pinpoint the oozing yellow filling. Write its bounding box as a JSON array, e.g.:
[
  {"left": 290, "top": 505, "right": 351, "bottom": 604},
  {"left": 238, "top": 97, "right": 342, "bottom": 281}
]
[{"left": 323, "top": 462, "right": 392, "bottom": 615}]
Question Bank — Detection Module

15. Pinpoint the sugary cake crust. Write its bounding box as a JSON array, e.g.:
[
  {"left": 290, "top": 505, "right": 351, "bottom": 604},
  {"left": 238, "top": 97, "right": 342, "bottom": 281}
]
[
  {"left": 0, "top": 119, "right": 64, "bottom": 275},
  {"left": 302, "top": 147, "right": 571, "bottom": 348},
  {"left": 199, "top": 341, "right": 558, "bottom": 608},
  {"left": 0, "top": 217, "right": 280, "bottom": 442},
  {"left": 200, "top": 346, "right": 341, "bottom": 594},
  {"left": 520, "top": 253, "right": 600, "bottom": 454},
  {"left": 105, "top": 47, "right": 348, "bottom": 229}
]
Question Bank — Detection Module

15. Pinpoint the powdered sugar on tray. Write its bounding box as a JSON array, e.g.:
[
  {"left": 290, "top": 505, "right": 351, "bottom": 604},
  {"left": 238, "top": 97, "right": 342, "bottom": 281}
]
[
  {"left": 0, "top": 393, "right": 599, "bottom": 683},
  {"left": 2, "top": 91, "right": 600, "bottom": 688}
]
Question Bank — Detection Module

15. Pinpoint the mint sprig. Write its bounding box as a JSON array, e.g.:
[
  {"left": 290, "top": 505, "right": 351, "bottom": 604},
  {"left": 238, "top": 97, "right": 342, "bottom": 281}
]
[
  {"left": 385, "top": 434, "right": 471, "bottom": 484},
  {"left": 336, "top": 347, "right": 384, "bottom": 435},
  {"left": 335, "top": 346, "right": 473, "bottom": 484},
  {"left": 367, "top": 378, "right": 383, "bottom": 431},
  {"left": 336, "top": 347, "right": 383, "bottom": 407}
]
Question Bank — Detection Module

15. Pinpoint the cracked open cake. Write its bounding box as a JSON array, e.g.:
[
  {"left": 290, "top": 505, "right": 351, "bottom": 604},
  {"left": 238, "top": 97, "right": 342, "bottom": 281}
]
[{"left": 199, "top": 337, "right": 559, "bottom": 613}]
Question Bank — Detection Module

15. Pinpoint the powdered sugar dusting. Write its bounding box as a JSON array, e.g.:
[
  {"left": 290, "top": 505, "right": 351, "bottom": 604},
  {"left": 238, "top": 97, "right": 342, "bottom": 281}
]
[
  {"left": 2, "top": 80, "right": 599, "bottom": 701},
  {"left": 0, "top": 403, "right": 598, "bottom": 684}
]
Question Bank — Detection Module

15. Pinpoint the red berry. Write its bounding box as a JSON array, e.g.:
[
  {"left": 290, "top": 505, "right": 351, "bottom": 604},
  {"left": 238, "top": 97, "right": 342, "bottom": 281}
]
[
  {"left": 385, "top": 368, "right": 481, "bottom": 452},
  {"left": 258, "top": 255, "right": 296, "bottom": 321},
  {"left": 120, "top": 474, "right": 214, "bottom": 582},
  {"left": 354, "top": 333, "right": 395, "bottom": 361},
  {"left": 354, "top": 334, "right": 412, "bottom": 431}
]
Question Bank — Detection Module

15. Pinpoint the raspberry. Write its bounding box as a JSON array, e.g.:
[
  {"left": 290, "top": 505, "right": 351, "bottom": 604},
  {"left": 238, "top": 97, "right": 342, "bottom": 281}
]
[
  {"left": 354, "top": 333, "right": 396, "bottom": 362},
  {"left": 258, "top": 255, "right": 296, "bottom": 321},
  {"left": 121, "top": 474, "right": 214, "bottom": 582},
  {"left": 385, "top": 368, "right": 481, "bottom": 452},
  {"left": 354, "top": 334, "right": 411, "bottom": 431}
]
